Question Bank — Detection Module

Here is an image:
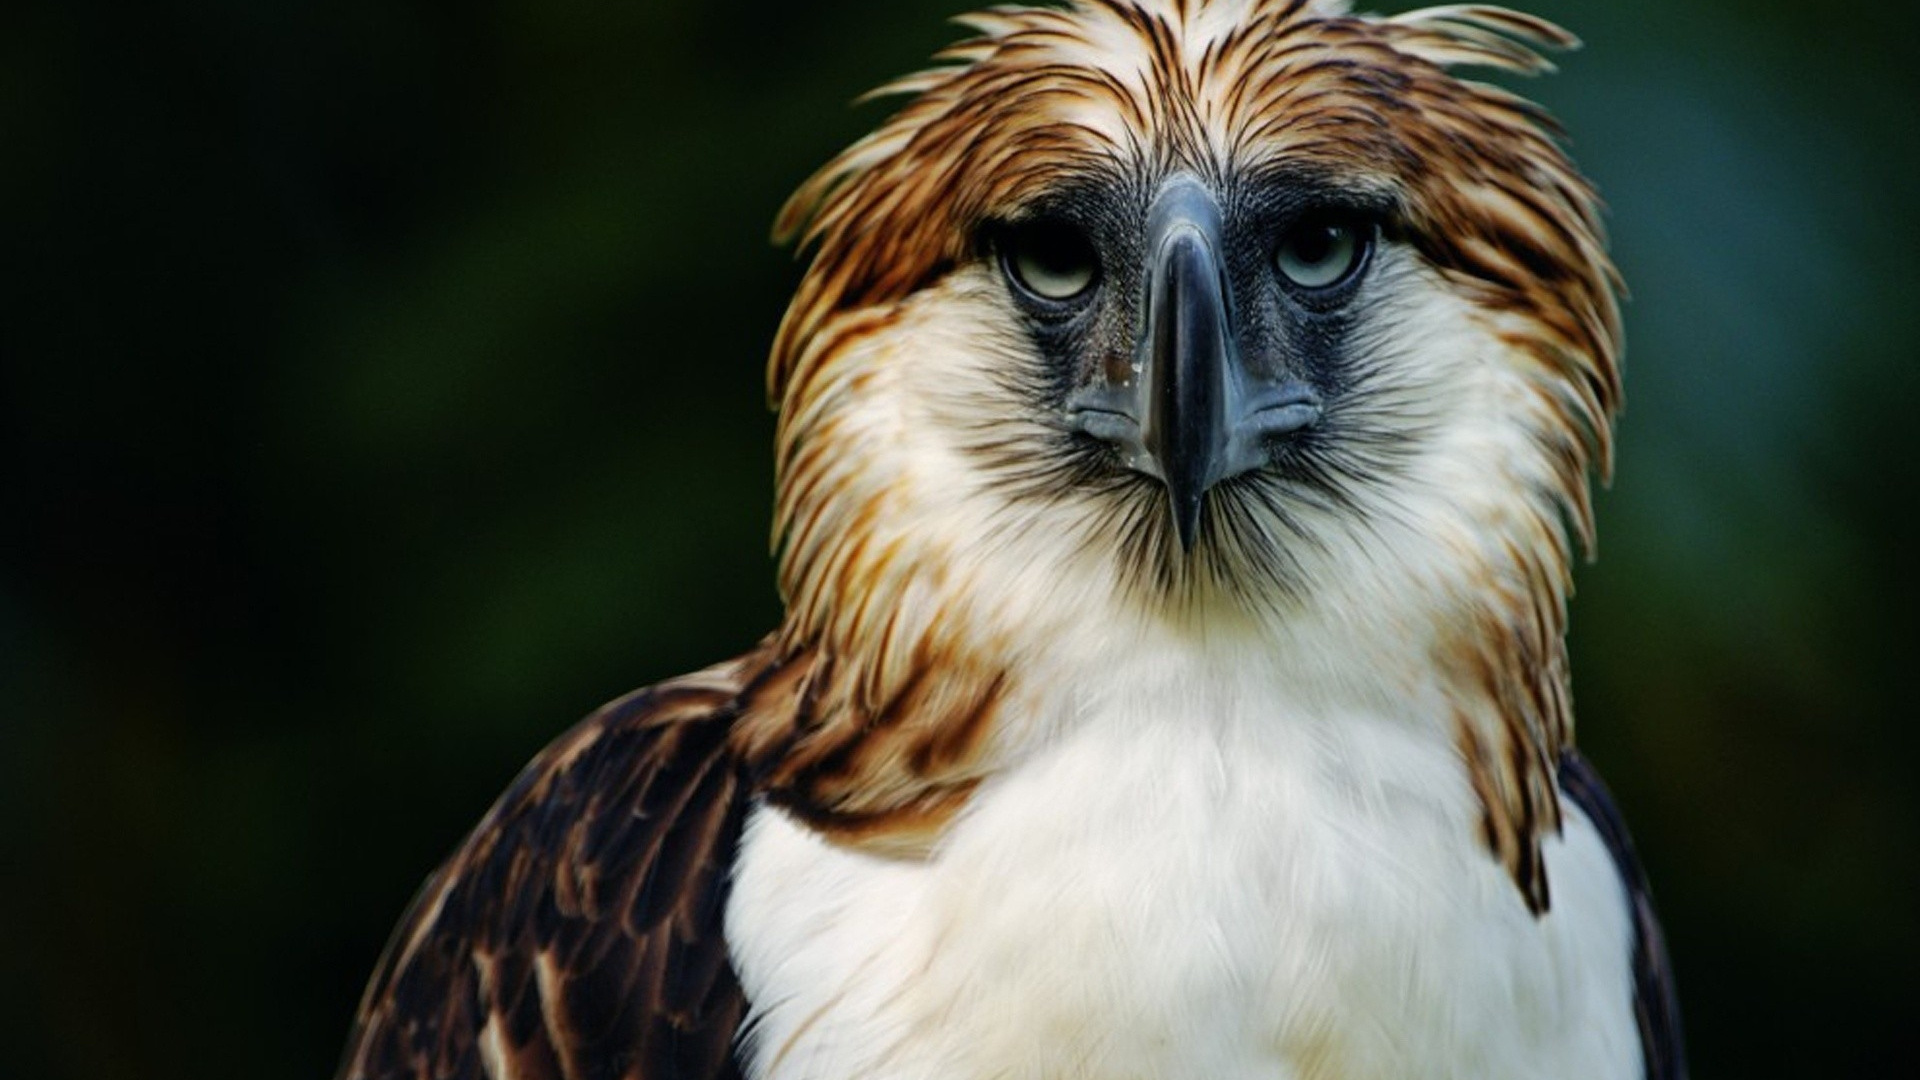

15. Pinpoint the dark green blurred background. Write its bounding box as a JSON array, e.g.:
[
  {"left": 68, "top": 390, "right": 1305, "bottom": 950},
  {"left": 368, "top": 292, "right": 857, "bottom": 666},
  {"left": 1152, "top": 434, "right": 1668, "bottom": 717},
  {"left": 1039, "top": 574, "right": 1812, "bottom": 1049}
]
[{"left": 4, "top": 0, "right": 1915, "bottom": 1076}]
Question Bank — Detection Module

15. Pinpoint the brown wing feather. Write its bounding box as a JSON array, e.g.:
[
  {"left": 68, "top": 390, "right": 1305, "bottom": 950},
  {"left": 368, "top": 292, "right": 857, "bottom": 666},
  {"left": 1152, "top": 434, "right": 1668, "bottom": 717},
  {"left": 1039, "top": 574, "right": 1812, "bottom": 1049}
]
[
  {"left": 1558, "top": 749, "right": 1690, "bottom": 1080},
  {"left": 336, "top": 657, "right": 768, "bottom": 1080}
]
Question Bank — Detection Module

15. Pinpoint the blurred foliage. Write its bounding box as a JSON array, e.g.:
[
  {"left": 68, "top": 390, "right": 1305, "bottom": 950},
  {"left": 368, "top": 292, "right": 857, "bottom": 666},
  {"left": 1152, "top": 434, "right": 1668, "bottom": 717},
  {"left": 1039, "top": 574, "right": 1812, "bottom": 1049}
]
[{"left": 2, "top": 0, "right": 1914, "bottom": 1076}]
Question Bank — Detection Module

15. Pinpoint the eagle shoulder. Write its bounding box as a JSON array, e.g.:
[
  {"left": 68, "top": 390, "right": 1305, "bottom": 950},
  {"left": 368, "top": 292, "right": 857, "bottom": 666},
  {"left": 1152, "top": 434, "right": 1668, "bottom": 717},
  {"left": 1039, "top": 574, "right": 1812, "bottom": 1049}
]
[{"left": 335, "top": 647, "right": 786, "bottom": 1080}]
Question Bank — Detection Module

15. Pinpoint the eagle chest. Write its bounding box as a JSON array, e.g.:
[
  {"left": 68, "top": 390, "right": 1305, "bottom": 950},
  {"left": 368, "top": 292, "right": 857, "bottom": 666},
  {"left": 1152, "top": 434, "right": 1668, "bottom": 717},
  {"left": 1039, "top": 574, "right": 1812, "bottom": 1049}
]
[{"left": 725, "top": 693, "right": 1638, "bottom": 1080}]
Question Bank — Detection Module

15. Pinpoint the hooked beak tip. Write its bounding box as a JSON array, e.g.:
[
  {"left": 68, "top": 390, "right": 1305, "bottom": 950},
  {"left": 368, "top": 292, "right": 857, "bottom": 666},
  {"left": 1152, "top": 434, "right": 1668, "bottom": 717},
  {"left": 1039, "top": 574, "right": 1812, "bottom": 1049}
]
[{"left": 1171, "top": 491, "right": 1203, "bottom": 551}]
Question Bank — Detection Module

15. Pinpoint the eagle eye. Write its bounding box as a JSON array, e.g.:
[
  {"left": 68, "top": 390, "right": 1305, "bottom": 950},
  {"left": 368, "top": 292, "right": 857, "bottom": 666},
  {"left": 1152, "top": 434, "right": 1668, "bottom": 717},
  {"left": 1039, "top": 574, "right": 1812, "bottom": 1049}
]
[
  {"left": 1274, "top": 214, "right": 1374, "bottom": 292},
  {"left": 1000, "top": 219, "right": 1099, "bottom": 304}
]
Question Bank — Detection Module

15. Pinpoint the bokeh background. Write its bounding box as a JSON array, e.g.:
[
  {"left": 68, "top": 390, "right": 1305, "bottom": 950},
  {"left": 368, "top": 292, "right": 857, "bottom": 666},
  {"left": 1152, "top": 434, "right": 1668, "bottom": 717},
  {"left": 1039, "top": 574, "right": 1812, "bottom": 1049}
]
[{"left": 5, "top": 0, "right": 1915, "bottom": 1076}]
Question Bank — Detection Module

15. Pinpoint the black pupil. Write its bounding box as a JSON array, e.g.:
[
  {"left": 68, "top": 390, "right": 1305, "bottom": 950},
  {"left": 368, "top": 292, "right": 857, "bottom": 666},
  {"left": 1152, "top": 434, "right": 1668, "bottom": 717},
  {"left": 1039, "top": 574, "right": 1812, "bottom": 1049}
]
[
  {"left": 1292, "top": 222, "right": 1344, "bottom": 265},
  {"left": 1016, "top": 221, "right": 1092, "bottom": 281}
]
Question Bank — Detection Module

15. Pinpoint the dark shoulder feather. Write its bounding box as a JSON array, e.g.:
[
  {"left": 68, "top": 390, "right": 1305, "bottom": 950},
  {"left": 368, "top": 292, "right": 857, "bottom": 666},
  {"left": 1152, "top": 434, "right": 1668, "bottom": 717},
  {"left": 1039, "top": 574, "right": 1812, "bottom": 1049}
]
[
  {"left": 337, "top": 654, "right": 773, "bottom": 1080},
  {"left": 1558, "top": 749, "right": 1689, "bottom": 1080}
]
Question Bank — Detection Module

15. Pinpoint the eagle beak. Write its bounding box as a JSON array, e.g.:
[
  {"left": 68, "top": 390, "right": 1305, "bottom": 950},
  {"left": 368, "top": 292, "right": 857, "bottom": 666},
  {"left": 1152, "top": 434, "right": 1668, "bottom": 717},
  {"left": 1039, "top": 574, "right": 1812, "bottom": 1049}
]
[{"left": 1067, "top": 176, "right": 1322, "bottom": 550}]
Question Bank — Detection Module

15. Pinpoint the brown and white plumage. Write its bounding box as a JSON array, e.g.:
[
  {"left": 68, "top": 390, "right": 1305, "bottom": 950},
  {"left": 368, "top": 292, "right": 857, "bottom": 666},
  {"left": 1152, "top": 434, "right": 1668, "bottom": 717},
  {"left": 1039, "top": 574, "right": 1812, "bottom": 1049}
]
[
  {"left": 337, "top": 2, "right": 1684, "bottom": 1078},
  {"left": 335, "top": 657, "right": 761, "bottom": 1080}
]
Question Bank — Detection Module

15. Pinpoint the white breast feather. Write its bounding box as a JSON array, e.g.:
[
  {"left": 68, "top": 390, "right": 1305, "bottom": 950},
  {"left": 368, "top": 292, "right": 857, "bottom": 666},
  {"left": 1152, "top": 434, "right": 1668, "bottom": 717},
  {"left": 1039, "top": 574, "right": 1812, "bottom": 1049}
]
[{"left": 728, "top": 644, "right": 1639, "bottom": 1080}]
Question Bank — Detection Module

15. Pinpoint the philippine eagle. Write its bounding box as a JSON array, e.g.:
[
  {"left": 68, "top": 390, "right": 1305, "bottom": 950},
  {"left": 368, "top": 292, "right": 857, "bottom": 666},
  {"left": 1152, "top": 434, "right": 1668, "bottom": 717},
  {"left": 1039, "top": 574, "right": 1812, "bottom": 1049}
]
[{"left": 337, "top": 2, "right": 1686, "bottom": 1078}]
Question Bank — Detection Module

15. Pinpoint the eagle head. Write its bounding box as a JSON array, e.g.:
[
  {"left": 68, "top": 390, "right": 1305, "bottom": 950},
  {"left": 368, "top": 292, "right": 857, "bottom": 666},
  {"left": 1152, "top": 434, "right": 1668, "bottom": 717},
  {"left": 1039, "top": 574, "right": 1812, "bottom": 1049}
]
[{"left": 756, "top": 0, "right": 1619, "bottom": 859}]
